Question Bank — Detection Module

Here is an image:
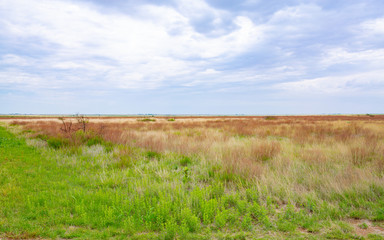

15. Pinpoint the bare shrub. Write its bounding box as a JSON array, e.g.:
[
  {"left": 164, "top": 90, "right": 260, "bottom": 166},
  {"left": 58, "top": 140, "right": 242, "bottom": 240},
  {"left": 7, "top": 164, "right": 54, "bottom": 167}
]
[
  {"left": 76, "top": 115, "right": 89, "bottom": 132},
  {"left": 58, "top": 117, "right": 74, "bottom": 135}
]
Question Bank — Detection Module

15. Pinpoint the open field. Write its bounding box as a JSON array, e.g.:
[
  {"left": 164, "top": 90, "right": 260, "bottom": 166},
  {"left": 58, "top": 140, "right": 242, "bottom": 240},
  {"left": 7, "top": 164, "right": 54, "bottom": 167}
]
[{"left": 1, "top": 115, "right": 384, "bottom": 239}]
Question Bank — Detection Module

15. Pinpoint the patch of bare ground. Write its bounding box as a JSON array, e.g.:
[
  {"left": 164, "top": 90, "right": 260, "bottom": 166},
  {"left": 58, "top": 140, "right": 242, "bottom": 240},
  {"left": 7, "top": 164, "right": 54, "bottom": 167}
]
[
  {"left": 348, "top": 219, "right": 384, "bottom": 237},
  {"left": 298, "top": 227, "right": 309, "bottom": 234},
  {"left": 1, "top": 232, "right": 44, "bottom": 240}
]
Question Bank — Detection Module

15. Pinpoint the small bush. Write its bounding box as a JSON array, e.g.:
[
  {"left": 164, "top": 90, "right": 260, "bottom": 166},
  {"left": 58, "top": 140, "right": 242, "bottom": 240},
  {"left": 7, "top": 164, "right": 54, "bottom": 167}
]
[
  {"left": 250, "top": 202, "right": 271, "bottom": 228},
  {"left": 215, "top": 209, "right": 228, "bottom": 228},
  {"left": 66, "top": 146, "right": 82, "bottom": 155},
  {"left": 138, "top": 118, "right": 156, "bottom": 122},
  {"left": 374, "top": 208, "right": 384, "bottom": 221},
  {"left": 180, "top": 208, "right": 200, "bottom": 232},
  {"left": 74, "top": 130, "right": 88, "bottom": 143},
  {"left": 116, "top": 155, "right": 134, "bottom": 169},
  {"left": 180, "top": 155, "right": 192, "bottom": 166},
  {"left": 167, "top": 118, "right": 175, "bottom": 122},
  {"left": 265, "top": 116, "right": 277, "bottom": 120},
  {"left": 164, "top": 218, "right": 178, "bottom": 240},
  {"left": 35, "top": 134, "right": 48, "bottom": 141},
  {"left": 102, "top": 141, "right": 114, "bottom": 153},
  {"left": 47, "top": 137, "right": 69, "bottom": 149},
  {"left": 146, "top": 151, "right": 161, "bottom": 159},
  {"left": 358, "top": 223, "right": 368, "bottom": 229},
  {"left": 86, "top": 136, "right": 104, "bottom": 146},
  {"left": 182, "top": 167, "right": 190, "bottom": 183},
  {"left": 242, "top": 213, "right": 253, "bottom": 231},
  {"left": 202, "top": 199, "right": 218, "bottom": 224}
]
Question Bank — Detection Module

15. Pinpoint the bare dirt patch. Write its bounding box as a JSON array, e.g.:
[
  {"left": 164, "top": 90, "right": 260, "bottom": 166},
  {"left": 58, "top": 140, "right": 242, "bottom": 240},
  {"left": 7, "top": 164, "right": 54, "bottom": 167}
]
[{"left": 348, "top": 219, "right": 384, "bottom": 237}]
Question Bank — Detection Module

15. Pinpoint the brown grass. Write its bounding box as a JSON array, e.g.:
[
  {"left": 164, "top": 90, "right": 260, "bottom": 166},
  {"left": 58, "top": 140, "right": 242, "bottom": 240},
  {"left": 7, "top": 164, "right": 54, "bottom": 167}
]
[{"left": 3, "top": 115, "right": 384, "bottom": 199}]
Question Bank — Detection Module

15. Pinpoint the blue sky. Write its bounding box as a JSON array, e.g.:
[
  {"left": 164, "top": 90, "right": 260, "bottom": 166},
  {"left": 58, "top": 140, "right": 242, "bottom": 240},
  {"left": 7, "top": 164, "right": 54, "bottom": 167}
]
[{"left": 1, "top": 0, "right": 383, "bottom": 114}]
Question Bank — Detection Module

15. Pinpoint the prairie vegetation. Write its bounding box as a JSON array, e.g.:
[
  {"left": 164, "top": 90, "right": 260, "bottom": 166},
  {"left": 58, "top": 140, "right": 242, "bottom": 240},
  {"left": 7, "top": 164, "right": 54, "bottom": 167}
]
[{"left": 1, "top": 115, "right": 384, "bottom": 239}]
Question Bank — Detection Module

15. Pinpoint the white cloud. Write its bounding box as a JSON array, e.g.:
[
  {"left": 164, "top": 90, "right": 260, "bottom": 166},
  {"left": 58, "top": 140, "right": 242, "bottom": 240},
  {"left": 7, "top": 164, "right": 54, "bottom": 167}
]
[
  {"left": 200, "top": 68, "right": 220, "bottom": 75},
  {"left": 274, "top": 46, "right": 384, "bottom": 94},
  {"left": 52, "top": 61, "right": 84, "bottom": 70},
  {"left": 0, "top": 0, "right": 264, "bottom": 91},
  {"left": 276, "top": 70, "right": 384, "bottom": 94},
  {"left": 267, "top": 4, "right": 324, "bottom": 33},
  {"left": 361, "top": 17, "right": 384, "bottom": 35},
  {"left": 320, "top": 48, "right": 384, "bottom": 68},
  {"left": 0, "top": 70, "right": 49, "bottom": 88},
  {"left": 1, "top": 0, "right": 384, "bottom": 107},
  {"left": 175, "top": 0, "right": 221, "bottom": 21},
  {"left": 0, "top": 54, "right": 32, "bottom": 66}
]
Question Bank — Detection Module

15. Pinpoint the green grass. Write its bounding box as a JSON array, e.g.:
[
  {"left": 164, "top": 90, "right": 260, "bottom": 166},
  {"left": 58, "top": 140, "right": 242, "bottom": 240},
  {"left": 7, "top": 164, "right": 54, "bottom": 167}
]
[
  {"left": 137, "top": 118, "right": 156, "bottom": 122},
  {"left": 1, "top": 125, "right": 384, "bottom": 239}
]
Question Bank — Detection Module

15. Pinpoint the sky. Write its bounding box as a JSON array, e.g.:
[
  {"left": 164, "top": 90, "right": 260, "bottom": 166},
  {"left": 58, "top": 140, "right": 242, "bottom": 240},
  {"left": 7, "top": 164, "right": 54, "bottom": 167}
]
[{"left": 0, "top": 0, "right": 383, "bottom": 115}]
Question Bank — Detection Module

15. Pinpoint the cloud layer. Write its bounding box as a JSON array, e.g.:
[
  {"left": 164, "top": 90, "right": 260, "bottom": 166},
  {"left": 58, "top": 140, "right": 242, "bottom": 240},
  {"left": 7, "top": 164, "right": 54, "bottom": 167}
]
[{"left": 1, "top": 0, "right": 384, "bottom": 114}]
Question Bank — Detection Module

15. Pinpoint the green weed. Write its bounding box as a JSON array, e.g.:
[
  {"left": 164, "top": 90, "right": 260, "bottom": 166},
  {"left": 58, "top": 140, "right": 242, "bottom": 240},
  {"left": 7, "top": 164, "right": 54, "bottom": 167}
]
[
  {"left": 47, "top": 137, "right": 69, "bottom": 149},
  {"left": 146, "top": 151, "right": 161, "bottom": 159}
]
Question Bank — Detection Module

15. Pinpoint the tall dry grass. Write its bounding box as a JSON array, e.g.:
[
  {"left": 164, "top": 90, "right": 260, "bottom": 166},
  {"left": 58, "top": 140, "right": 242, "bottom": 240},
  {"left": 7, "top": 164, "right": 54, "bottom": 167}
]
[{"left": 6, "top": 115, "right": 384, "bottom": 204}]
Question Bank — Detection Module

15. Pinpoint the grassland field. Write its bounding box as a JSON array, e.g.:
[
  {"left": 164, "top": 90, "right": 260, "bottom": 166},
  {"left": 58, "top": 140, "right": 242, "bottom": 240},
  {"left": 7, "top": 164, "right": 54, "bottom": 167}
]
[{"left": 1, "top": 115, "right": 384, "bottom": 239}]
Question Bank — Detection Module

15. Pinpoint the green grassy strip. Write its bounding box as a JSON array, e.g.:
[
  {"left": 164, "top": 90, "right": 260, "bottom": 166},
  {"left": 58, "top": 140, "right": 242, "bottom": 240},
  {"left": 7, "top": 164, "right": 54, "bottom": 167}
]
[{"left": 0, "top": 127, "right": 126, "bottom": 239}]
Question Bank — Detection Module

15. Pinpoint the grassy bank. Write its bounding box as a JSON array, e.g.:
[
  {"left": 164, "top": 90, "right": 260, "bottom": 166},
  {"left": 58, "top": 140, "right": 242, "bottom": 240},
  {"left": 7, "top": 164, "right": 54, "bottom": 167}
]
[{"left": 1, "top": 117, "right": 384, "bottom": 239}]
